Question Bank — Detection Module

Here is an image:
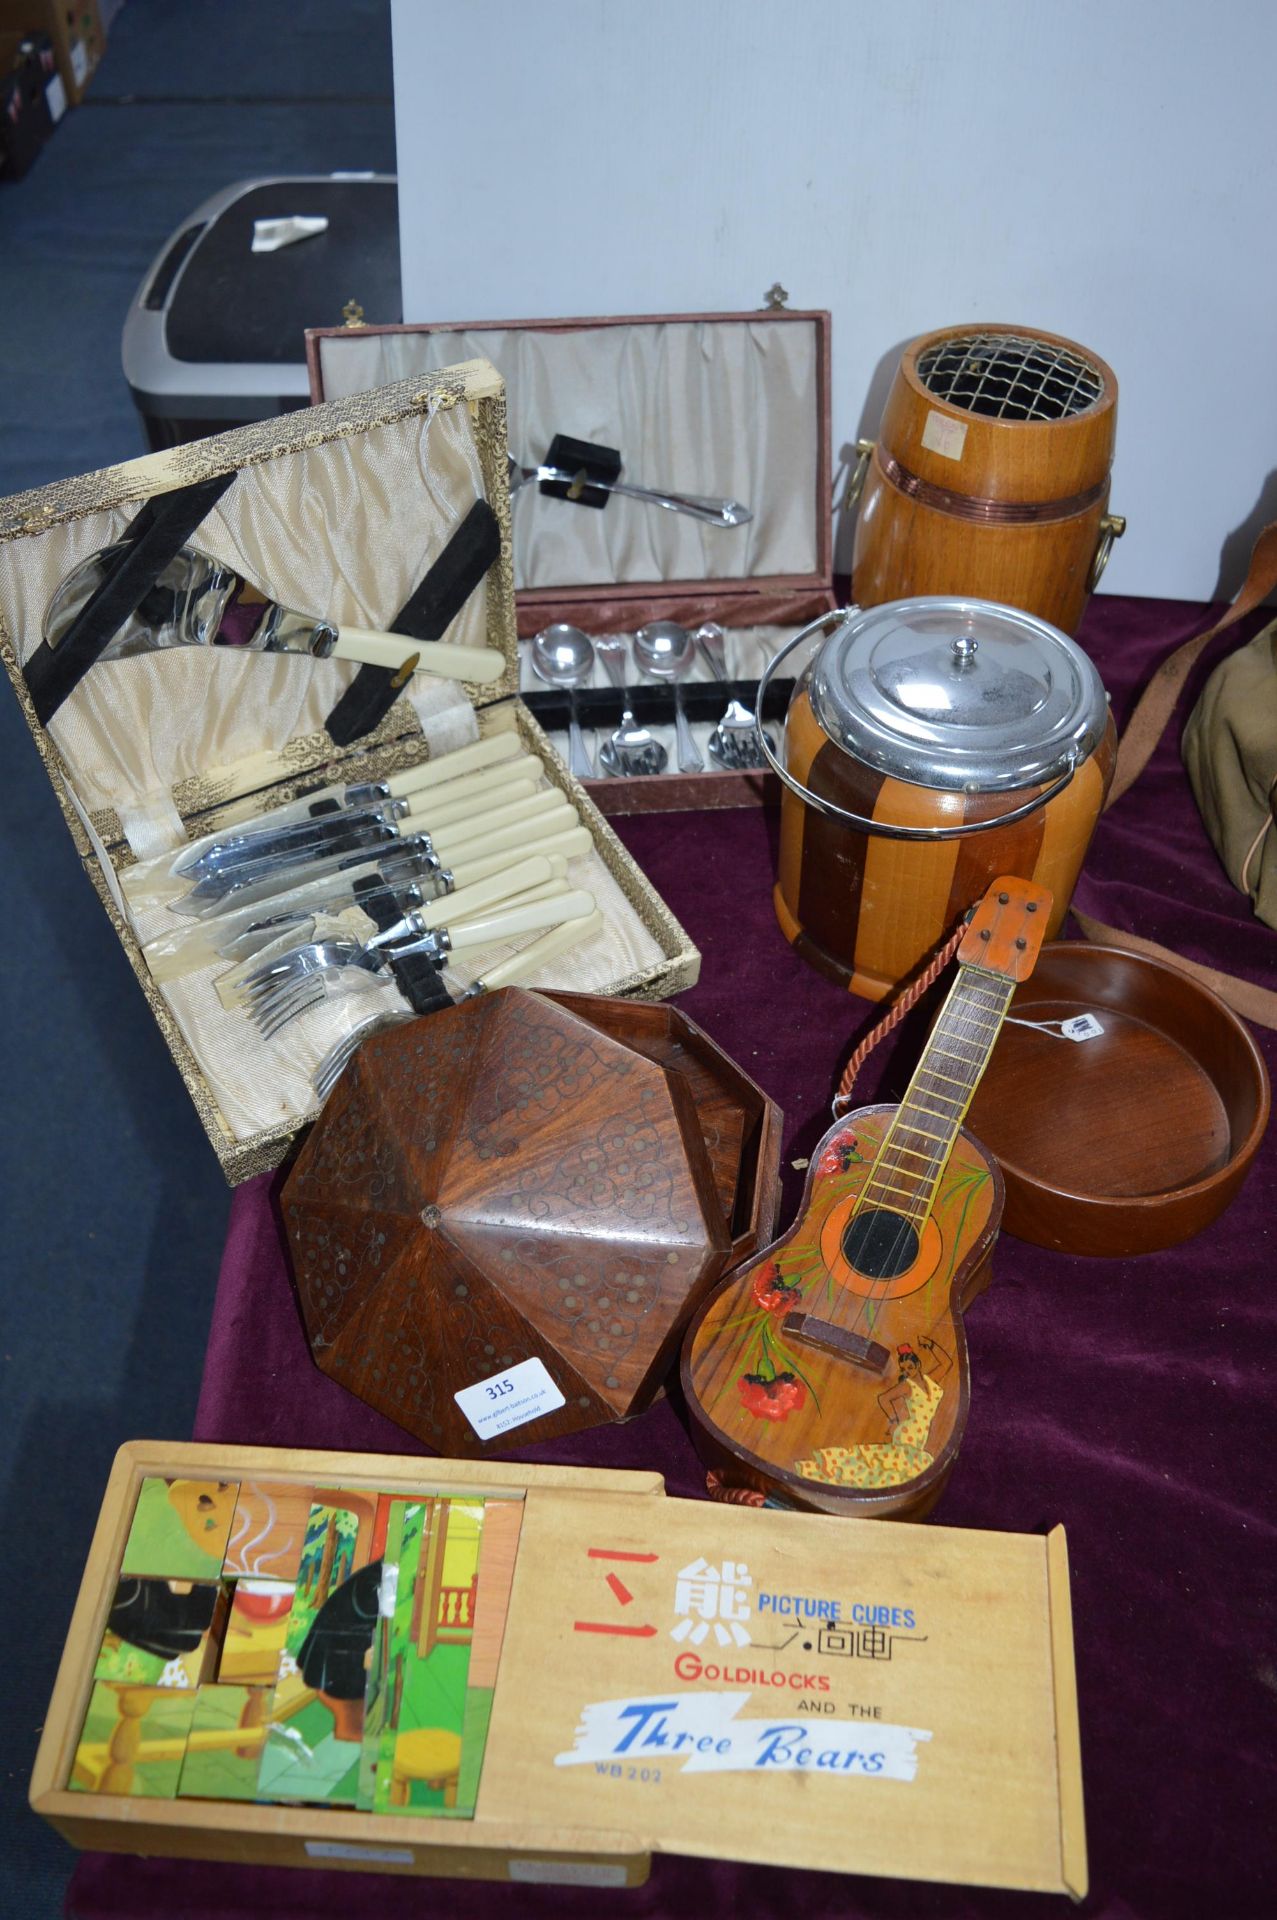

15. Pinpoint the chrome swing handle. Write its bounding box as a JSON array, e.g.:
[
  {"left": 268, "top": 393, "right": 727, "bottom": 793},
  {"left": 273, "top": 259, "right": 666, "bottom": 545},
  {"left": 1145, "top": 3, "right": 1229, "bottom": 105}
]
[{"left": 753, "top": 610, "right": 1076, "bottom": 844}]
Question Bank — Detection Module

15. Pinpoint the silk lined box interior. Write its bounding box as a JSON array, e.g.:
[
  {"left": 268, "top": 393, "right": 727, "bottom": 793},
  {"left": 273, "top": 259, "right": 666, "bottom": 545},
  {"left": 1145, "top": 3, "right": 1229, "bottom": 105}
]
[{"left": 306, "top": 314, "right": 839, "bottom": 806}]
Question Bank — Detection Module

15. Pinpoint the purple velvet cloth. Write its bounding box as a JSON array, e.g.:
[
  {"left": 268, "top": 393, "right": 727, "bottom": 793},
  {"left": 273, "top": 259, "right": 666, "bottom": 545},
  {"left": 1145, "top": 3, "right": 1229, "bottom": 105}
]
[{"left": 69, "top": 595, "right": 1277, "bottom": 1919}]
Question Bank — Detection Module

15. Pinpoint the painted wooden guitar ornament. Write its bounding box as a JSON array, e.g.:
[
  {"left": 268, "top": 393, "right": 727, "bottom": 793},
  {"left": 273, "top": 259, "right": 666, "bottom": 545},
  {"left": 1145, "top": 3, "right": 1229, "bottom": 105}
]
[{"left": 681, "top": 875, "right": 1052, "bottom": 1521}]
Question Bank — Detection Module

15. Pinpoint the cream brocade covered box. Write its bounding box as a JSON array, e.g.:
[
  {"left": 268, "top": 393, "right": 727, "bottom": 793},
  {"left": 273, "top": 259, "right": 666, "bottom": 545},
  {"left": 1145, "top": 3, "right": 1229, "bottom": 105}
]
[{"left": 0, "top": 362, "right": 698, "bottom": 1182}]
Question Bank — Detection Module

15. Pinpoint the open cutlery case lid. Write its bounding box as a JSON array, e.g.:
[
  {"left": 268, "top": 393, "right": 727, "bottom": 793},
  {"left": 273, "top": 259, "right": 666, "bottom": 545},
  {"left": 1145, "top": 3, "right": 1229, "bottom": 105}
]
[
  {"left": 306, "top": 311, "right": 836, "bottom": 635},
  {"left": 0, "top": 360, "right": 521, "bottom": 859},
  {"left": 0, "top": 362, "right": 700, "bottom": 1183}
]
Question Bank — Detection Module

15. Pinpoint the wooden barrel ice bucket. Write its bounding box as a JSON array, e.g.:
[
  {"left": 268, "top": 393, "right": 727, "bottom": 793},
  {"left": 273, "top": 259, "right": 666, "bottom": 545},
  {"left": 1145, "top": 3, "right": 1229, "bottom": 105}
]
[
  {"left": 761, "top": 601, "right": 1117, "bottom": 1000},
  {"left": 851, "top": 324, "right": 1122, "bottom": 636}
]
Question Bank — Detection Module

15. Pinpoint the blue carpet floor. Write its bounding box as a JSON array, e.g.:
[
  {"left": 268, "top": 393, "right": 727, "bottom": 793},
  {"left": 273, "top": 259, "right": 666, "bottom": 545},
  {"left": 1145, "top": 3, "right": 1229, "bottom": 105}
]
[{"left": 0, "top": 5, "right": 394, "bottom": 1912}]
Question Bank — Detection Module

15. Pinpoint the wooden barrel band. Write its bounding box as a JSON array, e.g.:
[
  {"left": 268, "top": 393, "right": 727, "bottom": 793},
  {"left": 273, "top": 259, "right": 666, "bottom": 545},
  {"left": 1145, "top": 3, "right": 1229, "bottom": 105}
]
[{"left": 877, "top": 449, "right": 1108, "bottom": 525}]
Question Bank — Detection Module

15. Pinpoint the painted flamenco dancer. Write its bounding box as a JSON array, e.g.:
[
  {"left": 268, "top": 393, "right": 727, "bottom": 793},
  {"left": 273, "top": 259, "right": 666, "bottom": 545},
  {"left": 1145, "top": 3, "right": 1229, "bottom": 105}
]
[{"left": 796, "top": 1336, "right": 951, "bottom": 1488}]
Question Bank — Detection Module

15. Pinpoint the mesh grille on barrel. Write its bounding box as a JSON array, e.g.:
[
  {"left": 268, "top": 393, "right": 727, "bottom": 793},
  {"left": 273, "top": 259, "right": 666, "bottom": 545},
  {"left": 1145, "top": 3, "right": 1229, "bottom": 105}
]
[{"left": 916, "top": 333, "right": 1105, "bottom": 423}]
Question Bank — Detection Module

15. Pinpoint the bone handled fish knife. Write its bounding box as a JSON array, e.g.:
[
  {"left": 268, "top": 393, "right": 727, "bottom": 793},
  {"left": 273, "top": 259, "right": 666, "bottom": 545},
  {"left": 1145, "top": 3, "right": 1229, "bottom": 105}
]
[{"left": 43, "top": 540, "right": 506, "bottom": 682}]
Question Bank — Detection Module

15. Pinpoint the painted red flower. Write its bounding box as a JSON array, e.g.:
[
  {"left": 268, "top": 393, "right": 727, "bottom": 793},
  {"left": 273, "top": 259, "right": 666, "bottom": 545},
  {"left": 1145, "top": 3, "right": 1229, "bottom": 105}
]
[
  {"left": 738, "top": 1372, "right": 807, "bottom": 1421},
  {"left": 751, "top": 1264, "right": 801, "bottom": 1316},
  {"left": 818, "top": 1134, "right": 860, "bottom": 1177}
]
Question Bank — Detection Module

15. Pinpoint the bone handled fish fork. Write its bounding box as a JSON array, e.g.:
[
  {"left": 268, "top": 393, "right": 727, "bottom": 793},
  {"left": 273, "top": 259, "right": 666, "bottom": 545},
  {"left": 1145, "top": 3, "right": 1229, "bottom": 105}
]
[
  {"left": 231, "top": 851, "right": 561, "bottom": 1004},
  {"left": 239, "top": 871, "right": 596, "bottom": 1039},
  {"left": 245, "top": 887, "right": 597, "bottom": 1039},
  {"left": 311, "top": 907, "right": 606, "bottom": 1102}
]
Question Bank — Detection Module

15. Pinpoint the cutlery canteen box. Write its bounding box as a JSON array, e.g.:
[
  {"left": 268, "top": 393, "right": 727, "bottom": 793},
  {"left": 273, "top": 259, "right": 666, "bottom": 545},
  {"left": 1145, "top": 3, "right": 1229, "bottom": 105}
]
[
  {"left": 32, "top": 1439, "right": 1087, "bottom": 1899},
  {"left": 0, "top": 360, "right": 698, "bottom": 1184},
  {"left": 306, "top": 311, "right": 839, "bottom": 813}
]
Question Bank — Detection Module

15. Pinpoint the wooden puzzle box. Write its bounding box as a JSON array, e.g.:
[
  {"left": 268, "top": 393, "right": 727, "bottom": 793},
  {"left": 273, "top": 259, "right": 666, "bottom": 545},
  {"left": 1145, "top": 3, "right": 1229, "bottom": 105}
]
[{"left": 32, "top": 1440, "right": 1087, "bottom": 1897}]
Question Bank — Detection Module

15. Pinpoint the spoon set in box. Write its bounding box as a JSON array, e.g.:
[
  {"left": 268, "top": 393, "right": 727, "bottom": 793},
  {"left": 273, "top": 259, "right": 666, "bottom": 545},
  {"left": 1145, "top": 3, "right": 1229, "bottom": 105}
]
[{"left": 305, "top": 311, "right": 840, "bottom": 815}]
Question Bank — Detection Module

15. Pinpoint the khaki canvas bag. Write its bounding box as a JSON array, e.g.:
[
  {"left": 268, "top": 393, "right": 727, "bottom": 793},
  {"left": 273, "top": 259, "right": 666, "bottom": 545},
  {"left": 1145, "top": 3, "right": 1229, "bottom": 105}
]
[
  {"left": 1072, "top": 523, "right": 1277, "bottom": 1029},
  {"left": 1182, "top": 616, "right": 1277, "bottom": 929}
]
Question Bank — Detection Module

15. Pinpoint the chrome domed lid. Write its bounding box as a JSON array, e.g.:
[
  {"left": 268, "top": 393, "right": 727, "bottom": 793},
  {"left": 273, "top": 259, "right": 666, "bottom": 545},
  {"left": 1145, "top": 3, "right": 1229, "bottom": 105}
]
[{"left": 807, "top": 596, "right": 1109, "bottom": 791}]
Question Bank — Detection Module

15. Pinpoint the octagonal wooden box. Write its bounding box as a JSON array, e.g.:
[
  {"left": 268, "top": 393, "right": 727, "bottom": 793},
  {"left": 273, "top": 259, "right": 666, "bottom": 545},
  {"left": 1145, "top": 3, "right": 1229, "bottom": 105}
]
[{"left": 281, "top": 988, "right": 783, "bottom": 1454}]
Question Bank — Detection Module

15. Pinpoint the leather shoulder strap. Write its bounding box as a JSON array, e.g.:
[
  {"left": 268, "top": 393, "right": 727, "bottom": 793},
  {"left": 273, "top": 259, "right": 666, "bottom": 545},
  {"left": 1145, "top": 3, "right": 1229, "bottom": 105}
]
[
  {"left": 1071, "top": 909, "right": 1277, "bottom": 1029},
  {"left": 1082, "top": 523, "right": 1277, "bottom": 1026},
  {"left": 1105, "top": 521, "right": 1277, "bottom": 810}
]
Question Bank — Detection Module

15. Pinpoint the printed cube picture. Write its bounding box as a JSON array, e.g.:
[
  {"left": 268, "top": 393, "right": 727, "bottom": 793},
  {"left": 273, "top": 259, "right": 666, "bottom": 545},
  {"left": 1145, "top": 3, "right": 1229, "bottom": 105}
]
[
  {"left": 65, "top": 1475, "right": 521, "bottom": 1822},
  {"left": 94, "top": 1577, "right": 227, "bottom": 1688},
  {"left": 71, "top": 1683, "right": 199, "bottom": 1797},
  {"left": 120, "top": 1477, "right": 237, "bottom": 1580},
  {"left": 178, "top": 1685, "right": 273, "bottom": 1801},
  {"left": 222, "top": 1482, "right": 315, "bottom": 1582},
  {"left": 256, "top": 1496, "right": 383, "bottom": 1805},
  {"left": 373, "top": 1498, "right": 483, "bottom": 1815},
  {"left": 217, "top": 1579, "right": 295, "bottom": 1686}
]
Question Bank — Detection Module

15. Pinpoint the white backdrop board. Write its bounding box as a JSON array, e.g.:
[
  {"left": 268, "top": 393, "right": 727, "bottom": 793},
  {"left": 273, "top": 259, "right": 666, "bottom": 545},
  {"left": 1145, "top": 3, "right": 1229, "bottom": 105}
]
[{"left": 392, "top": 0, "right": 1277, "bottom": 603}]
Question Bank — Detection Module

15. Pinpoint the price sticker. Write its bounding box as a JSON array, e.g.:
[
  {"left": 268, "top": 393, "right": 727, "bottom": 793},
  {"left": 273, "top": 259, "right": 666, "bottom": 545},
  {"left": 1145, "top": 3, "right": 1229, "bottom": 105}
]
[
  {"left": 921, "top": 409, "right": 967, "bottom": 462},
  {"left": 1061, "top": 1014, "right": 1104, "bottom": 1042},
  {"left": 306, "top": 1841, "right": 414, "bottom": 1864},
  {"left": 454, "top": 1356, "right": 565, "bottom": 1441},
  {"left": 510, "top": 1861, "right": 631, "bottom": 1886}
]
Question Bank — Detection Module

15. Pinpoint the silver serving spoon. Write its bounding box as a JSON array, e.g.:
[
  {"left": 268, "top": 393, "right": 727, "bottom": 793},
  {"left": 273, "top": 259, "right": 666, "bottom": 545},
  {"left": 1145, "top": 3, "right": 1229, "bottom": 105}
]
[
  {"left": 634, "top": 621, "right": 702, "bottom": 773},
  {"left": 508, "top": 456, "right": 751, "bottom": 529},
  {"left": 530, "top": 623, "right": 596, "bottom": 780}
]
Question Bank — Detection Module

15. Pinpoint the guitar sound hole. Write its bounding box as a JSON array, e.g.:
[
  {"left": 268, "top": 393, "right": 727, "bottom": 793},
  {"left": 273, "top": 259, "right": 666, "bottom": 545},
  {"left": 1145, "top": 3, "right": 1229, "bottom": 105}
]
[{"left": 842, "top": 1209, "right": 919, "bottom": 1279}]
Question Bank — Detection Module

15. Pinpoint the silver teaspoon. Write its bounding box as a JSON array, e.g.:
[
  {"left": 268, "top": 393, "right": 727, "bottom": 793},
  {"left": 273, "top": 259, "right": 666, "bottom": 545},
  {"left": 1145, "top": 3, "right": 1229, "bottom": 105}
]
[
  {"left": 707, "top": 698, "right": 776, "bottom": 772},
  {"left": 531, "top": 623, "right": 596, "bottom": 780},
  {"left": 634, "top": 621, "right": 702, "bottom": 774},
  {"left": 599, "top": 709, "right": 668, "bottom": 778},
  {"left": 694, "top": 621, "right": 728, "bottom": 679}
]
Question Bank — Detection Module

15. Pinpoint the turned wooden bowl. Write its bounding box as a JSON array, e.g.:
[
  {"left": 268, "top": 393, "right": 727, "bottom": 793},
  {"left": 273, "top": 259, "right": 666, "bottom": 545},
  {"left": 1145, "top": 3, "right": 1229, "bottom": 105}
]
[
  {"left": 966, "top": 943, "right": 1270, "bottom": 1256},
  {"left": 282, "top": 987, "right": 782, "bottom": 1454}
]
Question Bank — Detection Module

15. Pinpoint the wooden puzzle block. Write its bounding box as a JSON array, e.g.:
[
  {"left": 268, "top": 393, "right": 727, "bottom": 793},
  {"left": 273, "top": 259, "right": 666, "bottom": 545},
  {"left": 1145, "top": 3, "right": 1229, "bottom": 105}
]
[
  {"left": 222, "top": 1481, "right": 314, "bottom": 1581},
  {"left": 373, "top": 1498, "right": 484, "bottom": 1816}
]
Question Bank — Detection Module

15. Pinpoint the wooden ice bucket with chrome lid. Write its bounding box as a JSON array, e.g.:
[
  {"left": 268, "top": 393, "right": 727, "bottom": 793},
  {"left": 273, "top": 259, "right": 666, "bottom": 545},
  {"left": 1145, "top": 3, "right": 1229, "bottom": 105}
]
[
  {"left": 762, "top": 597, "right": 1116, "bottom": 1000},
  {"left": 849, "top": 324, "right": 1123, "bottom": 636}
]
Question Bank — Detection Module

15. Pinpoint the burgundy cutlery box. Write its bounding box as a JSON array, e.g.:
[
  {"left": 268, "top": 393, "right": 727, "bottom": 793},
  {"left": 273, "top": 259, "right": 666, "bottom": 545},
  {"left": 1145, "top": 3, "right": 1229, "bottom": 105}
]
[{"left": 306, "top": 310, "right": 838, "bottom": 813}]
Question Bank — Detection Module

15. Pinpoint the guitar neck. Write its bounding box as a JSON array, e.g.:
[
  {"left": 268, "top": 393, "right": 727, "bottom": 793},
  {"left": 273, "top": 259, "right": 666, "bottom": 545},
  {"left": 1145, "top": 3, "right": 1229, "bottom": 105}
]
[{"left": 861, "top": 965, "right": 1016, "bottom": 1219}]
